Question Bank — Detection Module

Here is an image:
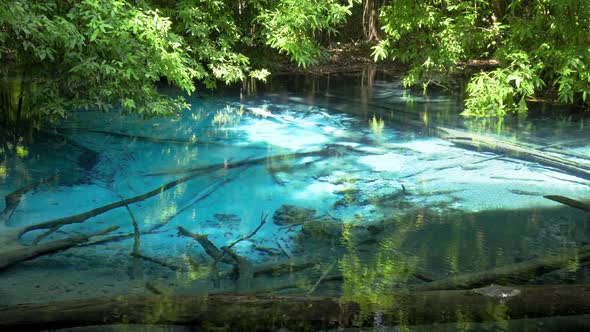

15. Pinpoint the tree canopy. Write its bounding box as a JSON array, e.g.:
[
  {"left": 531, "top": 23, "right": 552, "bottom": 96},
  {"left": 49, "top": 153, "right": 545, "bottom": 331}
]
[
  {"left": 374, "top": 0, "right": 590, "bottom": 116},
  {"left": 0, "top": 0, "right": 356, "bottom": 121},
  {"left": 1, "top": 0, "right": 589, "bottom": 120}
]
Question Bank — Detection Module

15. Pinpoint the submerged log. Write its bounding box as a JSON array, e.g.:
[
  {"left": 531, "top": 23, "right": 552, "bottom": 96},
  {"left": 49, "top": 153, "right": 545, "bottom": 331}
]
[
  {"left": 544, "top": 195, "right": 590, "bottom": 214},
  {"left": 279, "top": 94, "right": 590, "bottom": 182},
  {"left": 436, "top": 127, "right": 590, "bottom": 181},
  {"left": 418, "top": 245, "right": 590, "bottom": 291},
  {"left": 0, "top": 225, "right": 119, "bottom": 269},
  {"left": 0, "top": 155, "right": 238, "bottom": 270},
  {"left": 145, "top": 144, "right": 376, "bottom": 177},
  {"left": 0, "top": 285, "right": 589, "bottom": 329},
  {"left": 1, "top": 174, "right": 60, "bottom": 223}
]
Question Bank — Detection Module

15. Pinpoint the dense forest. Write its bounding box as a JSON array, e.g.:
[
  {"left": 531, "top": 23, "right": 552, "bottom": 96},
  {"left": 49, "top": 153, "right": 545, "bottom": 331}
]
[{"left": 1, "top": 0, "right": 589, "bottom": 122}]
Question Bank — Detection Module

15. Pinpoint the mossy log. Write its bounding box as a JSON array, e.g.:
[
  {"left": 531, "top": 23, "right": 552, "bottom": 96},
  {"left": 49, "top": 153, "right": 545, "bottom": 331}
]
[
  {"left": 0, "top": 285, "right": 589, "bottom": 330},
  {"left": 417, "top": 245, "right": 590, "bottom": 291},
  {"left": 544, "top": 195, "right": 590, "bottom": 213}
]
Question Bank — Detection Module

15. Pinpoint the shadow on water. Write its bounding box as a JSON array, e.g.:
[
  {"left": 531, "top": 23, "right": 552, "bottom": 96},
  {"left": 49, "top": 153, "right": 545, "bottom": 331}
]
[{"left": 1, "top": 69, "right": 590, "bottom": 330}]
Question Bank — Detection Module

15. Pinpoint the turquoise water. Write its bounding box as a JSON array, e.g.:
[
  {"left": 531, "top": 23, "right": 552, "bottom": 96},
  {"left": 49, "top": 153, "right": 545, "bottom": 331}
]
[{"left": 1, "top": 72, "right": 590, "bottom": 330}]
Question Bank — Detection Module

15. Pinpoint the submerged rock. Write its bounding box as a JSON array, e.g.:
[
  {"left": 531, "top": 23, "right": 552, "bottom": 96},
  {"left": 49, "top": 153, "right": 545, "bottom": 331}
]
[
  {"left": 471, "top": 284, "right": 521, "bottom": 299},
  {"left": 78, "top": 149, "right": 99, "bottom": 171},
  {"left": 273, "top": 204, "right": 316, "bottom": 226},
  {"left": 214, "top": 213, "right": 241, "bottom": 223},
  {"left": 302, "top": 220, "right": 343, "bottom": 239}
]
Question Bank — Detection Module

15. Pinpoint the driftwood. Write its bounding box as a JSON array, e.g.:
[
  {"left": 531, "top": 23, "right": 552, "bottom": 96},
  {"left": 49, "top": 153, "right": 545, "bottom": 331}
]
[
  {"left": 178, "top": 226, "right": 256, "bottom": 290},
  {"left": 177, "top": 226, "right": 234, "bottom": 265},
  {"left": 544, "top": 195, "right": 590, "bottom": 213},
  {"left": 417, "top": 245, "right": 590, "bottom": 291},
  {"left": 0, "top": 285, "right": 589, "bottom": 329},
  {"left": 0, "top": 144, "right": 283, "bottom": 270}
]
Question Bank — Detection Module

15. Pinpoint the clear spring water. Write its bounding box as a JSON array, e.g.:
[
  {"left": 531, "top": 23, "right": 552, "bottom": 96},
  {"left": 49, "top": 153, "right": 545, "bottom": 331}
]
[{"left": 1, "top": 71, "right": 590, "bottom": 329}]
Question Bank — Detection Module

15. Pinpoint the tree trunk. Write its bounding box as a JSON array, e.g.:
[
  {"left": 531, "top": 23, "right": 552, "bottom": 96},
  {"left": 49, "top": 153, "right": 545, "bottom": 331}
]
[{"left": 363, "top": 0, "right": 380, "bottom": 42}]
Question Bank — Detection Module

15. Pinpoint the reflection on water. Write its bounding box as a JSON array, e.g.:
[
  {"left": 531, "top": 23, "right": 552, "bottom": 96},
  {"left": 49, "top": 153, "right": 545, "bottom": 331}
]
[{"left": 1, "top": 71, "right": 590, "bottom": 330}]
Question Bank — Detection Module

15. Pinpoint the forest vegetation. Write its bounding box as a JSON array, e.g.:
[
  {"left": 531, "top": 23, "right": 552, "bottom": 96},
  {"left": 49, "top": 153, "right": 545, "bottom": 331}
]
[{"left": 1, "top": 0, "right": 589, "bottom": 122}]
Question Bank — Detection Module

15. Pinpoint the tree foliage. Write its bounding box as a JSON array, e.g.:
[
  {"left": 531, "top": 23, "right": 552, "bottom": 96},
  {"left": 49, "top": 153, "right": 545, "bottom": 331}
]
[
  {"left": 0, "top": 0, "right": 355, "bottom": 121},
  {"left": 2, "top": 0, "right": 589, "bottom": 119},
  {"left": 375, "top": 0, "right": 590, "bottom": 117},
  {"left": 0, "top": 0, "right": 200, "bottom": 118},
  {"left": 258, "top": 0, "right": 358, "bottom": 67}
]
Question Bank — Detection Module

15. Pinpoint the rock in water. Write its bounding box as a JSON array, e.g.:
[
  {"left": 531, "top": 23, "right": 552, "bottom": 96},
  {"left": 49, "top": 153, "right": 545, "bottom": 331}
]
[
  {"left": 471, "top": 284, "right": 521, "bottom": 299},
  {"left": 214, "top": 213, "right": 241, "bottom": 223},
  {"left": 78, "top": 149, "right": 99, "bottom": 171},
  {"left": 302, "top": 220, "right": 343, "bottom": 239},
  {"left": 273, "top": 204, "right": 316, "bottom": 226}
]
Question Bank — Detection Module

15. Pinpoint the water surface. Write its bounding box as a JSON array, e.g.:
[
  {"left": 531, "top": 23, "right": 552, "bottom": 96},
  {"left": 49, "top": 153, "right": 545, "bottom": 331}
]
[{"left": 1, "top": 71, "right": 590, "bottom": 330}]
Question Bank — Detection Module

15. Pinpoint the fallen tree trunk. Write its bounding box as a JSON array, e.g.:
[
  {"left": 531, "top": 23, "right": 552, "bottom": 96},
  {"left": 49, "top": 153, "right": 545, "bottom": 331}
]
[
  {"left": 278, "top": 94, "right": 590, "bottom": 182},
  {"left": 145, "top": 144, "right": 375, "bottom": 177},
  {"left": 0, "top": 285, "right": 589, "bottom": 330},
  {"left": 417, "top": 245, "right": 590, "bottom": 291},
  {"left": 436, "top": 127, "right": 590, "bottom": 181},
  {"left": 0, "top": 225, "right": 119, "bottom": 270},
  {"left": 544, "top": 195, "right": 590, "bottom": 213}
]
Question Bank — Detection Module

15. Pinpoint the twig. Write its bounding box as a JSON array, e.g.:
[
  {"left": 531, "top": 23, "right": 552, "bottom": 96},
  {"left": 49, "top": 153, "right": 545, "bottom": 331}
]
[
  {"left": 227, "top": 213, "right": 268, "bottom": 249},
  {"left": 276, "top": 239, "right": 291, "bottom": 259},
  {"left": 131, "top": 252, "right": 182, "bottom": 271},
  {"left": 147, "top": 171, "right": 243, "bottom": 233},
  {"left": 31, "top": 225, "right": 62, "bottom": 245},
  {"left": 145, "top": 281, "right": 164, "bottom": 295},
  {"left": 125, "top": 205, "right": 141, "bottom": 254},
  {"left": 307, "top": 262, "right": 336, "bottom": 295},
  {"left": 111, "top": 189, "right": 142, "bottom": 255},
  {"left": 80, "top": 232, "right": 135, "bottom": 247}
]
